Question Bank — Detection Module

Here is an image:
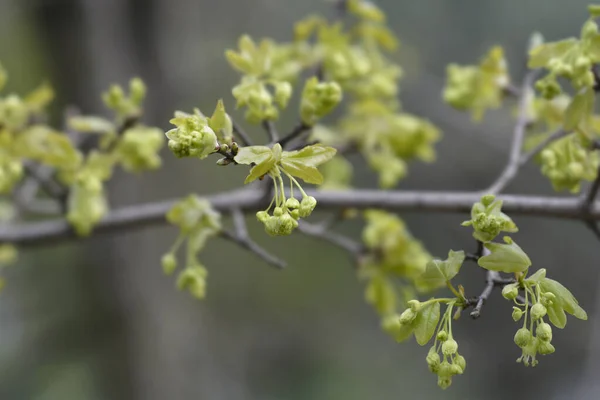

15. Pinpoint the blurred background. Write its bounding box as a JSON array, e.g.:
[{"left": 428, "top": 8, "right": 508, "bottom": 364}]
[{"left": 1, "top": 0, "right": 599, "bottom": 399}]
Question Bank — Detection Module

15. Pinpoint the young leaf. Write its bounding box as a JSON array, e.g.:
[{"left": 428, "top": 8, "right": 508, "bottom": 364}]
[
  {"left": 478, "top": 237, "right": 531, "bottom": 273},
  {"left": 527, "top": 38, "right": 577, "bottom": 68},
  {"left": 415, "top": 250, "right": 465, "bottom": 292},
  {"left": 564, "top": 88, "right": 594, "bottom": 131},
  {"left": 525, "top": 268, "right": 547, "bottom": 284},
  {"left": 234, "top": 146, "right": 277, "bottom": 183},
  {"left": 540, "top": 278, "right": 588, "bottom": 320},
  {"left": 282, "top": 144, "right": 337, "bottom": 167},
  {"left": 279, "top": 161, "right": 324, "bottom": 184},
  {"left": 546, "top": 301, "right": 568, "bottom": 329},
  {"left": 365, "top": 275, "right": 397, "bottom": 315},
  {"left": 414, "top": 301, "right": 441, "bottom": 345}
]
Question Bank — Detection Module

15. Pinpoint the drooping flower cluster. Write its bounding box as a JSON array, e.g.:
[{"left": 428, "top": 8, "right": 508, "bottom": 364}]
[
  {"left": 235, "top": 143, "right": 336, "bottom": 236},
  {"left": 162, "top": 195, "right": 222, "bottom": 299}
]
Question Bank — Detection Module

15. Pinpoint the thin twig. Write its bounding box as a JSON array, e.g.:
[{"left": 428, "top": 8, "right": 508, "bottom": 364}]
[
  {"left": 297, "top": 221, "right": 364, "bottom": 256},
  {"left": 278, "top": 122, "right": 312, "bottom": 148},
  {"left": 486, "top": 70, "right": 539, "bottom": 195},
  {"left": 262, "top": 120, "right": 279, "bottom": 142},
  {"left": 220, "top": 229, "right": 286, "bottom": 269},
  {"left": 232, "top": 119, "right": 252, "bottom": 146},
  {"left": 469, "top": 270, "right": 500, "bottom": 319},
  {"left": 518, "top": 129, "right": 569, "bottom": 166}
]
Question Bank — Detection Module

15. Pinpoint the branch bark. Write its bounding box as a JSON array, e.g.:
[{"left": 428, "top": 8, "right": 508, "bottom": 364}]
[{"left": 2, "top": 188, "right": 600, "bottom": 246}]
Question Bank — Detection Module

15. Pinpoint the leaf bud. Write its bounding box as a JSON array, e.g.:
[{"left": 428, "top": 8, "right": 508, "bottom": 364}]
[{"left": 216, "top": 157, "right": 233, "bottom": 166}]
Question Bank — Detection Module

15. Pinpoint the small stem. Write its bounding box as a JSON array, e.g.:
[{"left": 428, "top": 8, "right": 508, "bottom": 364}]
[{"left": 277, "top": 122, "right": 312, "bottom": 148}]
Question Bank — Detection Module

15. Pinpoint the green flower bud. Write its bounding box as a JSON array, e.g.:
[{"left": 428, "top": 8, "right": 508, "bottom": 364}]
[
  {"left": 437, "top": 377, "right": 452, "bottom": 390},
  {"left": 531, "top": 303, "right": 547, "bottom": 320},
  {"left": 408, "top": 300, "right": 421, "bottom": 312},
  {"left": 502, "top": 283, "right": 519, "bottom": 300},
  {"left": 290, "top": 209, "right": 300, "bottom": 220},
  {"left": 537, "top": 340, "right": 555, "bottom": 355},
  {"left": 454, "top": 355, "right": 466, "bottom": 373},
  {"left": 536, "top": 322, "right": 553, "bottom": 342},
  {"left": 541, "top": 292, "right": 556, "bottom": 306},
  {"left": 426, "top": 347, "right": 441, "bottom": 373},
  {"left": 299, "top": 196, "right": 317, "bottom": 217},
  {"left": 264, "top": 213, "right": 296, "bottom": 236},
  {"left": 399, "top": 308, "right": 416, "bottom": 325},
  {"left": 437, "top": 360, "right": 452, "bottom": 378},
  {"left": 436, "top": 330, "right": 448, "bottom": 342},
  {"left": 231, "top": 142, "right": 239, "bottom": 155},
  {"left": 450, "top": 364, "right": 463, "bottom": 376},
  {"left": 442, "top": 339, "right": 458, "bottom": 356},
  {"left": 273, "top": 207, "right": 284, "bottom": 217},
  {"left": 514, "top": 328, "right": 532, "bottom": 348},
  {"left": 285, "top": 197, "right": 300, "bottom": 209},
  {"left": 161, "top": 253, "right": 177, "bottom": 275},
  {"left": 512, "top": 307, "right": 524, "bottom": 322},
  {"left": 220, "top": 143, "right": 230, "bottom": 153},
  {"left": 480, "top": 194, "right": 495, "bottom": 207},
  {"left": 256, "top": 211, "right": 269, "bottom": 223}
]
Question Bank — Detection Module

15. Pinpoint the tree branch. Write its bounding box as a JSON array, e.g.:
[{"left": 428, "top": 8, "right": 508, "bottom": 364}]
[
  {"left": 518, "top": 129, "right": 569, "bottom": 166},
  {"left": 224, "top": 208, "right": 286, "bottom": 269},
  {"left": 278, "top": 122, "right": 312, "bottom": 148},
  {"left": 486, "top": 70, "right": 538, "bottom": 194},
  {"left": 232, "top": 119, "right": 253, "bottom": 146},
  {"left": 297, "top": 221, "right": 364, "bottom": 257},
  {"left": 262, "top": 120, "right": 279, "bottom": 142},
  {"left": 2, "top": 189, "right": 600, "bottom": 246}
]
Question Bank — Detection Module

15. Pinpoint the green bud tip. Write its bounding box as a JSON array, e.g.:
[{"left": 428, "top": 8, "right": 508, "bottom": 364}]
[
  {"left": 454, "top": 355, "right": 466, "bottom": 373},
  {"left": 399, "top": 308, "right": 416, "bottom": 325},
  {"left": 256, "top": 211, "right": 269, "bottom": 223},
  {"left": 442, "top": 339, "right": 458, "bottom": 356},
  {"left": 408, "top": 300, "right": 421, "bottom": 312},
  {"left": 436, "top": 330, "right": 448, "bottom": 342},
  {"left": 537, "top": 340, "right": 555, "bottom": 355},
  {"left": 273, "top": 207, "right": 284, "bottom": 217},
  {"left": 480, "top": 194, "right": 496, "bottom": 207}
]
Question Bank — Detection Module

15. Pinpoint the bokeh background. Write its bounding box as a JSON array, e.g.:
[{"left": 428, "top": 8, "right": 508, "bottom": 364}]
[{"left": 1, "top": 0, "right": 599, "bottom": 399}]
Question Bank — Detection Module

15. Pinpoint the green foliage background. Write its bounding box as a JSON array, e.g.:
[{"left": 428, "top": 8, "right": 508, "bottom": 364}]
[{"left": 0, "top": 0, "right": 599, "bottom": 399}]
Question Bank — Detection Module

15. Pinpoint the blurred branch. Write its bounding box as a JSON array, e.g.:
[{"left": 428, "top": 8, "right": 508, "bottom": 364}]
[
  {"left": 232, "top": 119, "right": 253, "bottom": 146},
  {"left": 486, "top": 70, "right": 538, "bottom": 194},
  {"left": 223, "top": 208, "right": 286, "bottom": 269},
  {"left": 262, "top": 120, "right": 279, "bottom": 142},
  {"left": 3, "top": 189, "right": 600, "bottom": 246},
  {"left": 278, "top": 122, "right": 311, "bottom": 148},
  {"left": 519, "top": 129, "right": 569, "bottom": 165},
  {"left": 297, "top": 221, "right": 364, "bottom": 257}
]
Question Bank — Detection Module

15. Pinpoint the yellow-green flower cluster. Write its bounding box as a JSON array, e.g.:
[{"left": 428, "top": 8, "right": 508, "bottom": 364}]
[
  {"left": 506, "top": 268, "right": 587, "bottom": 367},
  {"left": 461, "top": 194, "right": 518, "bottom": 242},
  {"left": 234, "top": 143, "right": 336, "bottom": 236},
  {"left": 443, "top": 46, "right": 510, "bottom": 120},
  {"left": 539, "top": 135, "right": 599, "bottom": 193},
  {"left": 226, "top": 35, "right": 313, "bottom": 123},
  {"left": 162, "top": 195, "right": 222, "bottom": 299}
]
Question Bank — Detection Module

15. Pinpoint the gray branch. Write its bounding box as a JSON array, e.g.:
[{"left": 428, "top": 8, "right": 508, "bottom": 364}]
[{"left": 2, "top": 188, "right": 600, "bottom": 246}]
